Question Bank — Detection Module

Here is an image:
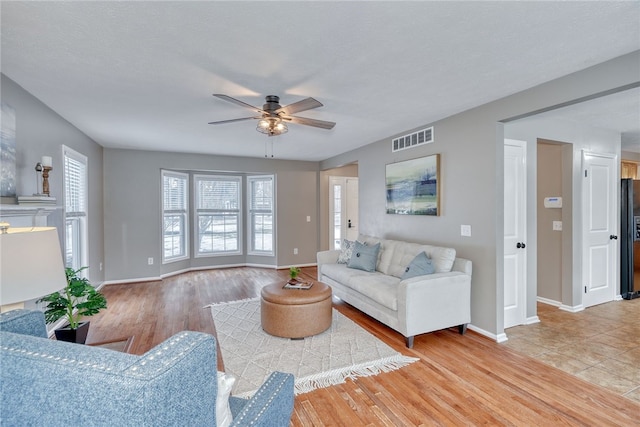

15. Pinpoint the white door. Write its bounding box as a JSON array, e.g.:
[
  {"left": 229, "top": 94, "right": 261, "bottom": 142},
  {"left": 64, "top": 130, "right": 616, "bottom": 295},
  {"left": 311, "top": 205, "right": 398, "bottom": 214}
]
[
  {"left": 329, "top": 177, "right": 359, "bottom": 249},
  {"left": 504, "top": 139, "right": 527, "bottom": 329},
  {"left": 345, "top": 178, "right": 359, "bottom": 241},
  {"left": 582, "top": 152, "right": 617, "bottom": 307}
]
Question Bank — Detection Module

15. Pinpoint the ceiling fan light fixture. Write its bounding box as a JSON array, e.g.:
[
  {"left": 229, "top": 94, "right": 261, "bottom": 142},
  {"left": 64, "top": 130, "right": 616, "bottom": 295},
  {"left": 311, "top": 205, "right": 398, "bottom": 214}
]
[{"left": 256, "top": 117, "right": 288, "bottom": 136}]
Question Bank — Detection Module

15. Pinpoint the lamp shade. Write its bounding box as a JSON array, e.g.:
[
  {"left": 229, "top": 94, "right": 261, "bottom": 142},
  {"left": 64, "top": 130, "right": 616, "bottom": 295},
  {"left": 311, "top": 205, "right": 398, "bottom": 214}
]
[{"left": 0, "top": 227, "right": 67, "bottom": 306}]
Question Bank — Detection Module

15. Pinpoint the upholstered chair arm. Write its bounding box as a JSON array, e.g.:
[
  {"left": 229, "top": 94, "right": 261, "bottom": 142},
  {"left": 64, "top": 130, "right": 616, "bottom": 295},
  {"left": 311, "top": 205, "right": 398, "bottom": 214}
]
[
  {"left": 317, "top": 249, "right": 340, "bottom": 280},
  {"left": 0, "top": 308, "right": 47, "bottom": 338},
  {"left": 229, "top": 371, "right": 295, "bottom": 426}
]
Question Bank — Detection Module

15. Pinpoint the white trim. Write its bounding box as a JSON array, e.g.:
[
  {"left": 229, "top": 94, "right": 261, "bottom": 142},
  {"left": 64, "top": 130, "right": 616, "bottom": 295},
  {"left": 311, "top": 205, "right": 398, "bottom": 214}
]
[
  {"left": 161, "top": 170, "right": 190, "bottom": 264},
  {"left": 193, "top": 174, "right": 243, "bottom": 257},
  {"left": 536, "top": 296, "right": 561, "bottom": 307},
  {"left": 525, "top": 316, "right": 540, "bottom": 325},
  {"left": 467, "top": 324, "right": 507, "bottom": 343},
  {"left": 559, "top": 304, "right": 585, "bottom": 313},
  {"left": 247, "top": 175, "right": 275, "bottom": 256},
  {"left": 102, "top": 276, "right": 162, "bottom": 286}
]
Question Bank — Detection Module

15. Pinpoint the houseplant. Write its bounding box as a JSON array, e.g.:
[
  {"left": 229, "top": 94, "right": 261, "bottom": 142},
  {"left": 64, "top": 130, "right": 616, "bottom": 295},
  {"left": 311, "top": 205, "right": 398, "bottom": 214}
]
[
  {"left": 288, "top": 266, "right": 301, "bottom": 282},
  {"left": 38, "top": 266, "right": 107, "bottom": 344}
]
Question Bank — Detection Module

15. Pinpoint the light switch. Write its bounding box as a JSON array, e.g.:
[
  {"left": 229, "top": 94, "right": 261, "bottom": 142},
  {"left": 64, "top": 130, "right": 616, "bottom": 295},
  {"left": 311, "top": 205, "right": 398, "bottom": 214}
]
[
  {"left": 306, "top": 216, "right": 311, "bottom": 222},
  {"left": 461, "top": 225, "right": 471, "bottom": 237},
  {"left": 553, "top": 221, "right": 562, "bottom": 231}
]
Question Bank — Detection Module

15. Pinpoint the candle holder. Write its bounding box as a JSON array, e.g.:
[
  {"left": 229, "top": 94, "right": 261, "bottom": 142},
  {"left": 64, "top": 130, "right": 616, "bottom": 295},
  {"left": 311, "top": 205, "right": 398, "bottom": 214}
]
[{"left": 42, "top": 166, "right": 52, "bottom": 197}]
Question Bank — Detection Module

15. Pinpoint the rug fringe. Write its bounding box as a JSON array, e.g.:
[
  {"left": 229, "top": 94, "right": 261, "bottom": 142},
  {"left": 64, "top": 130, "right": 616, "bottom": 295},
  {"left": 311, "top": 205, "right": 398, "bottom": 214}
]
[
  {"left": 233, "top": 354, "right": 419, "bottom": 398},
  {"left": 293, "top": 354, "right": 419, "bottom": 395}
]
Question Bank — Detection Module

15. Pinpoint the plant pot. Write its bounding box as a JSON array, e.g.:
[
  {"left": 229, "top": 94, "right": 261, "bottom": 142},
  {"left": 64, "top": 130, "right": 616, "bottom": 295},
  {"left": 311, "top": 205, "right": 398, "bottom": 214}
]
[{"left": 54, "top": 321, "right": 90, "bottom": 344}]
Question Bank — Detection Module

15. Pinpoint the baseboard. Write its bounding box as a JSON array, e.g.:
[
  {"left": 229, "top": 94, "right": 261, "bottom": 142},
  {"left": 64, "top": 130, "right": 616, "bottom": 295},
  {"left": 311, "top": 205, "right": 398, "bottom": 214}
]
[
  {"left": 559, "top": 304, "right": 584, "bottom": 313},
  {"left": 467, "top": 324, "right": 508, "bottom": 343},
  {"left": 102, "top": 263, "right": 319, "bottom": 286},
  {"left": 525, "top": 316, "right": 540, "bottom": 325},
  {"left": 102, "top": 276, "right": 162, "bottom": 286},
  {"left": 536, "top": 296, "right": 561, "bottom": 307}
]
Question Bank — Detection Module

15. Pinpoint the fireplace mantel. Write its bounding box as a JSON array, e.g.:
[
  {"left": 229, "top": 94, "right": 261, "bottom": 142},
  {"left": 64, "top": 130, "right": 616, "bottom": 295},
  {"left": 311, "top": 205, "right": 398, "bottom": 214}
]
[{"left": 0, "top": 204, "right": 60, "bottom": 227}]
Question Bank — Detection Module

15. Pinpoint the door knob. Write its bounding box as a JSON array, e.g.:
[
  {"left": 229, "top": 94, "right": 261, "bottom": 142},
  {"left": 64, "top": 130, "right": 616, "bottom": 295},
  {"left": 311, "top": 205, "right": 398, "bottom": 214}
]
[
  {"left": 348, "top": 219, "right": 353, "bottom": 229},
  {"left": 516, "top": 242, "right": 526, "bottom": 249},
  {"left": 610, "top": 235, "right": 618, "bottom": 240}
]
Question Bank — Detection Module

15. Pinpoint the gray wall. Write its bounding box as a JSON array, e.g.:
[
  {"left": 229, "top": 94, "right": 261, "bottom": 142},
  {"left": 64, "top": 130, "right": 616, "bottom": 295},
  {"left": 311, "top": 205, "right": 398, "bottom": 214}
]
[
  {"left": 1, "top": 74, "right": 105, "bottom": 284},
  {"left": 103, "top": 148, "right": 319, "bottom": 282},
  {"left": 536, "top": 142, "right": 564, "bottom": 302},
  {"left": 320, "top": 51, "right": 639, "bottom": 337}
]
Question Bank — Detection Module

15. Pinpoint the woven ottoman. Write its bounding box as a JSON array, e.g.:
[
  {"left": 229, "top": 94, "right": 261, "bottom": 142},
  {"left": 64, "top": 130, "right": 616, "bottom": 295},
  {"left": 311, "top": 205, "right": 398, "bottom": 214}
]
[{"left": 260, "top": 281, "right": 332, "bottom": 338}]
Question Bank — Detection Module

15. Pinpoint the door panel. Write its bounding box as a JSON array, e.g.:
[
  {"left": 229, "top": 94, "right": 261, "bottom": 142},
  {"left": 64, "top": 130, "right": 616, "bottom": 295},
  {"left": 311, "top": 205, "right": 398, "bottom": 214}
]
[
  {"left": 504, "top": 139, "right": 526, "bottom": 329},
  {"left": 582, "top": 152, "right": 617, "bottom": 307}
]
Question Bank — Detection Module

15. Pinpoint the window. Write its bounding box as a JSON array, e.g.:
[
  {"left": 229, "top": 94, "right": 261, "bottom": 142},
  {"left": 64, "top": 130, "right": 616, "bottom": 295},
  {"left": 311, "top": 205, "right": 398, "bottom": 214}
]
[
  {"left": 248, "top": 175, "right": 274, "bottom": 255},
  {"left": 195, "top": 175, "right": 241, "bottom": 256},
  {"left": 162, "top": 171, "right": 189, "bottom": 262},
  {"left": 63, "top": 146, "right": 88, "bottom": 271}
]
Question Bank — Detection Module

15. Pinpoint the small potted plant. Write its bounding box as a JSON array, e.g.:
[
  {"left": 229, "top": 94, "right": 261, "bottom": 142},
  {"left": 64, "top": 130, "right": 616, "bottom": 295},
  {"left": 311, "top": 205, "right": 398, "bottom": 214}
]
[
  {"left": 288, "top": 266, "right": 301, "bottom": 283},
  {"left": 37, "top": 266, "right": 107, "bottom": 344}
]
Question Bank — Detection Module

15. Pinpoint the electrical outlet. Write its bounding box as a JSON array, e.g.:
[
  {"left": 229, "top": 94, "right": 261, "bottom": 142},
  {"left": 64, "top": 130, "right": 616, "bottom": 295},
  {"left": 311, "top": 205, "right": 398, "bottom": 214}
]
[
  {"left": 553, "top": 221, "right": 562, "bottom": 231},
  {"left": 99, "top": 262, "right": 103, "bottom": 271},
  {"left": 306, "top": 215, "right": 311, "bottom": 222},
  {"left": 148, "top": 257, "right": 154, "bottom": 265},
  {"left": 293, "top": 248, "right": 298, "bottom": 255},
  {"left": 461, "top": 225, "right": 472, "bottom": 237}
]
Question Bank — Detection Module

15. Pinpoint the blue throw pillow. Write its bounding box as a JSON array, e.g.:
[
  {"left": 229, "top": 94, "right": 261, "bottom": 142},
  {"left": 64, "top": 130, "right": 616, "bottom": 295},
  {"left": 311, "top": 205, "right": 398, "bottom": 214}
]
[
  {"left": 347, "top": 241, "right": 380, "bottom": 272},
  {"left": 337, "top": 239, "right": 355, "bottom": 264},
  {"left": 401, "top": 252, "right": 435, "bottom": 280}
]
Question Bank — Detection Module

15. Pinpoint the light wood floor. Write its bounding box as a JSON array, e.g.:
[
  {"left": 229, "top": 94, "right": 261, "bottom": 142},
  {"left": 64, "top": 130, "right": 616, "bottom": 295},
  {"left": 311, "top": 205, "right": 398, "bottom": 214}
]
[{"left": 88, "top": 267, "right": 640, "bottom": 426}]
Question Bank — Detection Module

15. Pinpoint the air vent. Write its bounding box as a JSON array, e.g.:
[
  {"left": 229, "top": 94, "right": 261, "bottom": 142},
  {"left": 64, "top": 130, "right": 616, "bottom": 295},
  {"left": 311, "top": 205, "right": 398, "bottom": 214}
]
[{"left": 391, "top": 126, "right": 433, "bottom": 152}]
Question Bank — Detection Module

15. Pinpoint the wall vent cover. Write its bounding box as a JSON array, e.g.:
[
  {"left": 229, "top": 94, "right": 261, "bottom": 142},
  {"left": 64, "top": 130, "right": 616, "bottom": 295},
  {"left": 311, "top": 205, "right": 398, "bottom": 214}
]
[{"left": 391, "top": 126, "right": 433, "bottom": 152}]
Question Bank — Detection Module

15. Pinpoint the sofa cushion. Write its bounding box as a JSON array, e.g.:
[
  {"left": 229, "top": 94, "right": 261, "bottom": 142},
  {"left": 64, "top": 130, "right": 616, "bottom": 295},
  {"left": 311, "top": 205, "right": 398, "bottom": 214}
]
[
  {"left": 346, "top": 272, "right": 400, "bottom": 311},
  {"left": 386, "top": 242, "right": 456, "bottom": 278},
  {"left": 401, "top": 252, "right": 435, "bottom": 280},
  {"left": 348, "top": 241, "right": 380, "bottom": 272},
  {"left": 337, "top": 239, "right": 355, "bottom": 264}
]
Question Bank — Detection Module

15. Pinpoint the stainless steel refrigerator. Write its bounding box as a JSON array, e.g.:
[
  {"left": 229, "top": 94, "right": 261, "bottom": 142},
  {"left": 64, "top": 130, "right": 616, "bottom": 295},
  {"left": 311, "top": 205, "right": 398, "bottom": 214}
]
[{"left": 621, "top": 179, "right": 640, "bottom": 299}]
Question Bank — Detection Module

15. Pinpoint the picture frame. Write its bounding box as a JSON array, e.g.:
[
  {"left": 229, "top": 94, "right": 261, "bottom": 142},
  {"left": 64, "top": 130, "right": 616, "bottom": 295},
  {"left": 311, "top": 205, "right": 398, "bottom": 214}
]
[
  {"left": 0, "top": 102, "right": 17, "bottom": 198},
  {"left": 385, "top": 154, "right": 440, "bottom": 216}
]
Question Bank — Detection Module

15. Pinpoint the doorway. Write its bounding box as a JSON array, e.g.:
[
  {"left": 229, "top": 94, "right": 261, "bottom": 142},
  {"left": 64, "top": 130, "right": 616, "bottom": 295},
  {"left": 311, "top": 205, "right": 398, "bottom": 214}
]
[{"left": 329, "top": 176, "right": 359, "bottom": 250}]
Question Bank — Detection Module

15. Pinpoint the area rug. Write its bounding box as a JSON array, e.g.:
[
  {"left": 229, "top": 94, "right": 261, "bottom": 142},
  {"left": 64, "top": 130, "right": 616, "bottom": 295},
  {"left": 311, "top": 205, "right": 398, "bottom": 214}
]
[{"left": 209, "top": 298, "right": 418, "bottom": 397}]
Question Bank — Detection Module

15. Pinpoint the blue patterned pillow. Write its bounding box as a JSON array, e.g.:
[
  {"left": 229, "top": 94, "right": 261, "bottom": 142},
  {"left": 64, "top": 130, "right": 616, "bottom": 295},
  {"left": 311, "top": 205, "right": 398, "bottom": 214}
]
[
  {"left": 347, "top": 241, "right": 380, "bottom": 272},
  {"left": 337, "top": 239, "right": 355, "bottom": 264},
  {"left": 401, "top": 252, "right": 435, "bottom": 280}
]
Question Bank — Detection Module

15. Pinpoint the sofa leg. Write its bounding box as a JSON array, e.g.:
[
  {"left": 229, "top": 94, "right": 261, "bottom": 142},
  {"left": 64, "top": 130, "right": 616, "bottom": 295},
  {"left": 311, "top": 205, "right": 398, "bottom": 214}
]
[
  {"left": 458, "top": 324, "right": 468, "bottom": 335},
  {"left": 405, "top": 336, "right": 414, "bottom": 348}
]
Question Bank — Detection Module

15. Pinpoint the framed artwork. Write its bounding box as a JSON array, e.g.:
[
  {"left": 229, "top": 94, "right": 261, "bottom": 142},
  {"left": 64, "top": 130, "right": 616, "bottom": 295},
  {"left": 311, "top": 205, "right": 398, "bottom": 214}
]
[
  {"left": 386, "top": 154, "right": 440, "bottom": 216},
  {"left": 1, "top": 103, "right": 17, "bottom": 198}
]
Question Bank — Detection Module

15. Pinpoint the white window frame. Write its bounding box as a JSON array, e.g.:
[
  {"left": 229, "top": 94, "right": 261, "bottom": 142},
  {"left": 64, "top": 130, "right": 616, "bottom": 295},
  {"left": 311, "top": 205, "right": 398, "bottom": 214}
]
[
  {"left": 193, "top": 174, "right": 242, "bottom": 257},
  {"left": 247, "top": 175, "right": 275, "bottom": 256},
  {"left": 63, "top": 146, "right": 88, "bottom": 272},
  {"left": 161, "top": 170, "right": 189, "bottom": 263}
]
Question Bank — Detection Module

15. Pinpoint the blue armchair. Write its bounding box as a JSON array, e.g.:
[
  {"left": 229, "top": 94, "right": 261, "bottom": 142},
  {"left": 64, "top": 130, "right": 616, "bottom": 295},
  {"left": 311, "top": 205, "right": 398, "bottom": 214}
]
[{"left": 0, "top": 309, "right": 294, "bottom": 426}]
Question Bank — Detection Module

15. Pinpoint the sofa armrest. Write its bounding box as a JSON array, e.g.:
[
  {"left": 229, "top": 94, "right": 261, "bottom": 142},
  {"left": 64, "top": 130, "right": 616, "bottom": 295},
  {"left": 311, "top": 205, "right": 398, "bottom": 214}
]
[
  {"left": 452, "top": 257, "right": 472, "bottom": 276},
  {"left": 317, "top": 249, "right": 340, "bottom": 280},
  {"left": 0, "top": 309, "right": 47, "bottom": 338},
  {"left": 229, "top": 371, "right": 294, "bottom": 427},
  {"left": 397, "top": 272, "right": 471, "bottom": 336}
]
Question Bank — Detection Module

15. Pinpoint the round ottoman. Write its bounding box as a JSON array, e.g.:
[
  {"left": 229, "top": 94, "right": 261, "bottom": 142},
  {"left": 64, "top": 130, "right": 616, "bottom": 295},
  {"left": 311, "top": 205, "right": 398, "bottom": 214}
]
[{"left": 261, "top": 281, "right": 332, "bottom": 338}]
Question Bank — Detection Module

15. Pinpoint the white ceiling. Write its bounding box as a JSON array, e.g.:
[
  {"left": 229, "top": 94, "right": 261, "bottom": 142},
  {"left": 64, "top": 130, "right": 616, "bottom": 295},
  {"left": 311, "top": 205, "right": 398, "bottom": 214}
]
[{"left": 2, "top": 1, "right": 639, "bottom": 160}]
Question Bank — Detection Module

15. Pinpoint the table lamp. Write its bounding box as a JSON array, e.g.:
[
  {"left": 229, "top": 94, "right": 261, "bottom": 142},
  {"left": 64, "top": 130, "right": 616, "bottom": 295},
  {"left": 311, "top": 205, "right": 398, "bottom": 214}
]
[{"left": 0, "top": 225, "right": 67, "bottom": 312}]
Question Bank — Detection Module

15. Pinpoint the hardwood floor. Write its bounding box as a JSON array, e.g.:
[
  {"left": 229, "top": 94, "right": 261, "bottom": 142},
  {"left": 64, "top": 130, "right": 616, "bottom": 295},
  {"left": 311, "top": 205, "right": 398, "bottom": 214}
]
[{"left": 88, "top": 267, "right": 640, "bottom": 426}]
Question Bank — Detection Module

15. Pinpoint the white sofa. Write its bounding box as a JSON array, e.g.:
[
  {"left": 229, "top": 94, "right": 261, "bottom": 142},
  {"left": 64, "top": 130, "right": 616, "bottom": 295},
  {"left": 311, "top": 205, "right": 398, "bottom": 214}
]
[{"left": 317, "top": 234, "right": 472, "bottom": 348}]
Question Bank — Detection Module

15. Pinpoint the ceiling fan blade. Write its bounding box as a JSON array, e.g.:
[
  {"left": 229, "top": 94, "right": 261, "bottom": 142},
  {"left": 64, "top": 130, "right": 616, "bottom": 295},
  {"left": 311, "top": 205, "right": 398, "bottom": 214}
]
[
  {"left": 208, "top": 116, "right": 261, "bottom": 125},
  {"left": 213, "top": 94, "right": 265, "bottom": 114},
  {"left": 276, "top": 97, "right": 323, "bottom": 115},
  {"left": 284, "top": 115, "right": 336, "bottom": 129}
]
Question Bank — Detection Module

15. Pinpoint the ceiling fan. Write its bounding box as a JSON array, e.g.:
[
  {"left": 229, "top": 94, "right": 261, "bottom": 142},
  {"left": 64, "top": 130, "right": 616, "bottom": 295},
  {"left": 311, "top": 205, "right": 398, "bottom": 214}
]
[{"left": 208, "top": 94, "right": 336, "bottom": 136}]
